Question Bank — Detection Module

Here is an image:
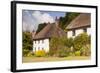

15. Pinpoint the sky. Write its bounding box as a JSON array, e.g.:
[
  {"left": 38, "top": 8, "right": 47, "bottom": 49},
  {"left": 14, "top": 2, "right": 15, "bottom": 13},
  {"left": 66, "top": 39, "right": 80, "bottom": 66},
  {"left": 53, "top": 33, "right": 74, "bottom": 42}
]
[{"left": 22, "top": 10, "right": 66, "bottom": 32}]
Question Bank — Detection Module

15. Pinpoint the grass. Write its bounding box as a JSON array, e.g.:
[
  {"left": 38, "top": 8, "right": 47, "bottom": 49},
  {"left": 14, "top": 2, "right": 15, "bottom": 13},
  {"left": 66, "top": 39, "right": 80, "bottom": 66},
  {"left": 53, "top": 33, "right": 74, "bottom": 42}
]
[{"left": 22, "top": 56, "right": 91, "bottom": 63}]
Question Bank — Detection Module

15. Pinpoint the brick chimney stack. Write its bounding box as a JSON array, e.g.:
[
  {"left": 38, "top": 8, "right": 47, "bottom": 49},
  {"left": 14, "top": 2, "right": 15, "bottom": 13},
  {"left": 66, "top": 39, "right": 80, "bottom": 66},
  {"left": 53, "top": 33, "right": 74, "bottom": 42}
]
[
  {"left": 32, "top": 30, "right": 36, "bottom": 39},
  {"left": 55, "top": 16, "right": 59, "bottom": 27}
]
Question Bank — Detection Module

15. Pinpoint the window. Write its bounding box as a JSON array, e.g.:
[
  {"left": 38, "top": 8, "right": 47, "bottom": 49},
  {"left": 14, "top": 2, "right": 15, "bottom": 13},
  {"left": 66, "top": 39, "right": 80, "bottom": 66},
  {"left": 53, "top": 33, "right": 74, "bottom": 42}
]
[
  {"left": 34, "top": 47, "right": 36, "bottom": 52},
  {"left": 34, "top": 41, "right": 36, "bottom": 44},
  {"left": 42, "top": 48, "right": 44, "bottom": 50},
  {"left": 72, "top": 30, "right": 75, "bottom": 36},
  {"left": 38, "top": 40, "right": 40, "bottom": 44},
  {"left": 38, "top": 47, "right": 40, "bottom": 50},
  {"left": 83, "top": 28, "right": 87, "bottom": 33},
  {"left": 42, "top": 40, "right": 44, "bottom": 43}
]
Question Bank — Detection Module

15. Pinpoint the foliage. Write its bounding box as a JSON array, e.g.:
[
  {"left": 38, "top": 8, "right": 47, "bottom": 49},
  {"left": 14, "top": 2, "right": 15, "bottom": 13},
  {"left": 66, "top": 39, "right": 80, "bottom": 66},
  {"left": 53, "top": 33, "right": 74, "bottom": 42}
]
[
  {"left": 35, "top": 50, "right": 46, "bottom": 57},
  {"left": 49, "top": 37, "right": 60, "bottom": 56},
  {"left": 73, "top": 33, "right": 90, "bottom": 51},
  {"left": 23, "top": 49, "right": 30, "bottom": 57},
  {"left": 64, "top": 37, "right": 73, "bottom": 48},
  {"left": 75, "top": 51, "right": 81, "bottom": 56},
  {"left": 80, "top": 45, "right": 91, "bottom": 56},
  {"left": 49, "top": 36, "right": 73, "bottom": 56},
  {"left": 58, "top": 47, "right": 70, "bottom": 57},
  {"left": 27, "top": 51, "right": 34, "bottom": 57},
  {"left": 23, "top": 32, "right": 33, "bottom": 56},
  {"left": 49, "top": 33, "right": 91, "bottom": 57},
  {"left": 73, "top": 33, "right": 91, "bottom": 56},
  {"left": 59, "top": 12, "right": 80, "bottom": 30},
  {"left": 36, "top": 23, "right": 47, "bottom": 33}
]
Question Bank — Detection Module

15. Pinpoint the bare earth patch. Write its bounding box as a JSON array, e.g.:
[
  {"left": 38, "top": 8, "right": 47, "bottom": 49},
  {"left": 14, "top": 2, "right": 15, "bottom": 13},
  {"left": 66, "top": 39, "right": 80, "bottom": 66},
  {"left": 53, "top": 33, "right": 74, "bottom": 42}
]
[{"left": 22, "top": 56, "right": 91, "bottom": 63}]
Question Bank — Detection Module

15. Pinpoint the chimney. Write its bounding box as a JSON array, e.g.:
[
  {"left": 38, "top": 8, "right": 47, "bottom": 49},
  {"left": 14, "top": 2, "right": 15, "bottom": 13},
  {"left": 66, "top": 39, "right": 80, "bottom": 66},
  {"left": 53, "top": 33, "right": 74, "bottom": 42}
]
[
  {"left": 32, "top": 30, "right": 36, "bottom": 39},
  {"left": 55, "top": 16, "right": 59, "bottom": 27}
]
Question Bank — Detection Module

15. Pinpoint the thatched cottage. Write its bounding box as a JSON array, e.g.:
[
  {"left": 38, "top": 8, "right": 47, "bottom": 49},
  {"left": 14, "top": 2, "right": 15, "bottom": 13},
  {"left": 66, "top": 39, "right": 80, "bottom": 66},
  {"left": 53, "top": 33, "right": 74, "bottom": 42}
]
[
  {"left": 66, "top": 13, "right": 91, "bottom": 38},
  {"left": 32, "top": 18, "right": 66, "bottom": 53}
]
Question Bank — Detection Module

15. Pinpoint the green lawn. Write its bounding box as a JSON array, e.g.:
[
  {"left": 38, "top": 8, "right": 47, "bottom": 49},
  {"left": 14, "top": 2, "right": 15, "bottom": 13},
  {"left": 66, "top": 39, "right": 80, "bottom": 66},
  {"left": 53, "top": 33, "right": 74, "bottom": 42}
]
[{"left": 22, "top": 56, "right": 91, "bottom": 63}]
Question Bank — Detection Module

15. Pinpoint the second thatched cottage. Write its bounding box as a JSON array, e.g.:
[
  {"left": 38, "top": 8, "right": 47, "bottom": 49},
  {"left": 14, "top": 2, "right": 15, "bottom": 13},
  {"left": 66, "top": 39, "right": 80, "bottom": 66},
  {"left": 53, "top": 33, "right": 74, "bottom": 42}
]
[
  {"left": 32, "top": 18, "right": 66, "bottom": 53},
  {"left": 66, "top": 13, "right": 91, "bottom": 38}
]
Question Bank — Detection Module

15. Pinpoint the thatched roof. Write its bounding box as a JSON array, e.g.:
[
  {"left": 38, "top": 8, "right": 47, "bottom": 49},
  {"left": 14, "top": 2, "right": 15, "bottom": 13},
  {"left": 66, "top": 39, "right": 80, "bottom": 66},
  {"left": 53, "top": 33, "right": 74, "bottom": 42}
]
[
  {"left": 66, "top": 13, "right": 91, "bottom": 30},
  {"left": 33, "top": 23, "right": 66, "bottom": 40}
]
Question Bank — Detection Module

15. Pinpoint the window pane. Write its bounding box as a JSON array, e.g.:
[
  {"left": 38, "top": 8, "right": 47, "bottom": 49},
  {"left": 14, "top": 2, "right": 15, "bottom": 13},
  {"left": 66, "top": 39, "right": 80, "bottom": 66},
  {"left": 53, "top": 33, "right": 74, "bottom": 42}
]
[
  {"left": 83, "top": 28, "right": 87, "bottom": 32},
  {"left": 73, "top": 30, "right": 75, "bottom": 36},
  {"left": 42, "top": 40, "right": 44, "bottom": 43}
]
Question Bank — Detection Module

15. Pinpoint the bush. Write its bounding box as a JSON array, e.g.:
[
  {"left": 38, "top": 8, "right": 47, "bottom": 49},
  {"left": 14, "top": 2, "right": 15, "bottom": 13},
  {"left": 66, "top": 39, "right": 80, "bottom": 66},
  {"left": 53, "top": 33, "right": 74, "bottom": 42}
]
[
  {"left": 69, "top": 52, "right": 75, "bottom": 56},
  {"left": 49, "top": 37, "right": 73, "bottom": 56},
  {"left": 80, "top": 45, "right": 91, "bottom": 56},
  {"left": 58, "top": 47, "right": 70, "bottom": 57},
  {"left": 23, "top": 49, "right": 30, "bottom": 57},
  {"left": 73, "top": 33, "right": 90, "bottom": 51},
  {"left": 75, "top": 51, "right": 81, "bottom": 56},
  {"left": 35, "top": 50, "right": 46, "bottom": 57},
  {"left": 27, "top": 51, "right": 34, "bottom": 57}
]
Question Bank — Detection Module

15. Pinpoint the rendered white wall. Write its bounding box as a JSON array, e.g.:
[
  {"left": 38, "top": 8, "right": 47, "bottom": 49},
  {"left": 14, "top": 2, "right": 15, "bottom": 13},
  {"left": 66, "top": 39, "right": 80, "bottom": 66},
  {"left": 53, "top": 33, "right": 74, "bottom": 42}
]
[
  {"left": 67, "top": 27, "right": 91, "bottom": 38},
  {"left": 33, "top": 39, "right": 49, "bottom": 52},
  {"left": 67, "top": 31, "right": 73, "bottom": 38},
  {"left": 75, "top": 29, "right": 84, "bottom": 36},
  {"left": 87, "top": 27, "right": 91, "bottom": 35}
]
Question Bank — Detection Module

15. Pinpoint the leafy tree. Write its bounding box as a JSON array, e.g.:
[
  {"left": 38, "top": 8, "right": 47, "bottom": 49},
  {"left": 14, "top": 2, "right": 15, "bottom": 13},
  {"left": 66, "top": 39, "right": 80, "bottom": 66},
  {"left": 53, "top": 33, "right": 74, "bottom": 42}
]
[
  {"left": 36, "top": 23, "right": 47, "bottom": 33},
  {"left": 73, "top": 33, "right": 91, "bottom": 56},
  {"left": 58, "top": 47, "right": 70, "bottom": 57},
  {"left": 23, "top": 32, "right": 33, "bottom": 56},
  {"left": 49, "top": 36, "right": 73, "bottom": 57},
  {"left": 49, "top": 37, "right": 60, "bottom": 56},
  {"left": 59, "top": 12, "right": 80, "bottom": 30}
]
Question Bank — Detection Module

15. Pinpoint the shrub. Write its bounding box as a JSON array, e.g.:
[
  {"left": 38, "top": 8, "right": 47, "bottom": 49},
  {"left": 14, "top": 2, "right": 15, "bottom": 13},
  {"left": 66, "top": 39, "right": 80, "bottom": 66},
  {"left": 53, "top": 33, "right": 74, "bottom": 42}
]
[
  {"left": 80, "top": 45, "right": 91, "bottom": 56},
  {"left": 65, "top": 38, "right": 73, "bottom": 48},
  {"left": 73, "top": 33, "right": 90, "bottom": 51},
  {"left": 49, "top": 37, "right": 73, "bottom": 56},
  {"left": 27, "top": 51, "right": 34, "bottom": 57},
  {"left": 75, "top": 51, "right": 81, "bottom": 56},
  {"left": 58, "top": 47, "right": 70, "bottom": 57},
  {"left": 49, "top": 37, "right": 61, "bottom": 56},
  {"left": 23, "top": 49, "right": 30, "bottom": 57},
  {"left": 35, "top": 50, "right": 46, "bottom": 57},
  {"left": 69, "top": 52, "right": 75, "bottom": 56}
]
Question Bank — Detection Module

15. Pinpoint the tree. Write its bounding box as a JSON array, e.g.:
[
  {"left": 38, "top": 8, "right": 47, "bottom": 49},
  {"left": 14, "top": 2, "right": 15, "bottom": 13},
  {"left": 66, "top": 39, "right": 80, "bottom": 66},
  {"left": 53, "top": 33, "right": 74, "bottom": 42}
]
[
  {"left": 73, "top": 33, "right": 91, "bottom": 56},
  {"left": 49, "top": 37, "right": 60, "bottom": 56},
  {"left": 36, "top": 23, "right": 47, "bottom": 33},
  {"left": 22, "top": 32, "right": 33, "bottom": 56},
  {"left": 59, "top": 12, "right": 80, "bottom": 30},
  {"left": 49, "top": 36, "right": 73, "bottom": 57}
]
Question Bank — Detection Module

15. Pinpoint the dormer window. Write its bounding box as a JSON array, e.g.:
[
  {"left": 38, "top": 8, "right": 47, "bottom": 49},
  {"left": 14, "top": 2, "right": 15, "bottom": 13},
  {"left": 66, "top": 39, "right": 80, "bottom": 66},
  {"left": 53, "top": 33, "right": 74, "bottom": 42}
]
[
  {"left": 38, "top": 40, "right": 40, "bottom": 44},
  {"left": 72, "top": 30, "right": 75, "bottom": 36},
  {"left": 83, "top": 28, "right": 87, "bottom": 33},
  {"left": 42, "top": 40, "right": 44, "bottom": 43},
  {"left": 35, "top": 41, "right": 36, "bottom": 44}
]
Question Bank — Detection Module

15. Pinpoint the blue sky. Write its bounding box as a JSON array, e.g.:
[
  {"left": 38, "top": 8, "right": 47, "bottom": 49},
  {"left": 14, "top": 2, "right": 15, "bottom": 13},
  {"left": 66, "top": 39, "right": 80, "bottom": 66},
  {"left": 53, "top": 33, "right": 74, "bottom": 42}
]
[{"left": 22, "top": 10, "right": 66, "bottom": 31}]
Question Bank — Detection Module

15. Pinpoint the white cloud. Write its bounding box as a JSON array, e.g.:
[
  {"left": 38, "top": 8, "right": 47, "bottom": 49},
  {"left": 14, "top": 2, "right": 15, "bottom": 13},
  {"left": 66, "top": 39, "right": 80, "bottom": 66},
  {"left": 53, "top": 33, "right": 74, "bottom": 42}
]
[
  {"left": 23, "top": 11, "right": 55, "bottom": 32},
  {"left": 23, "top": 21, "right": 34, "bottom": 32},
  {"left": 32, "top": 11, "right": 55, "bottom": 24}
]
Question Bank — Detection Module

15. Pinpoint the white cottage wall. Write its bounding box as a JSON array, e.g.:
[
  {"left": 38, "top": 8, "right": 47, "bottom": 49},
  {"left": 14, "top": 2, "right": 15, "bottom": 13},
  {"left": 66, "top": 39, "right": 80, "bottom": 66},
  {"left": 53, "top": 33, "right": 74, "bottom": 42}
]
[
  {"left": 87, "top": 27, "right": 91, "bottom": 35},
  {"left": 67, "top": 27, "right": 91, "bottom": 38},
  {"left": 67, "top": 31, "right": 73, "bottom": 38},
  {"left": 33, "top": 39, "right": 49, "bottom": 53},
  {"left": 75, "top": 29, "right": 84, "bottom": 36}
]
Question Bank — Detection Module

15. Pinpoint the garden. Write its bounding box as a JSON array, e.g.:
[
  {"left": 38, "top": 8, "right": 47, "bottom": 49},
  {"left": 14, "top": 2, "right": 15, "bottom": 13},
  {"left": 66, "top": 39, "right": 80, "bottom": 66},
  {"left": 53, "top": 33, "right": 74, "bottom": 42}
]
[{"left": 22, "top": 32, "right": 91, "bottom": 63}]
